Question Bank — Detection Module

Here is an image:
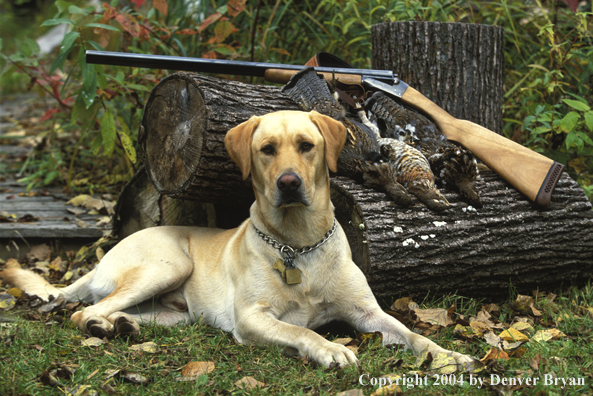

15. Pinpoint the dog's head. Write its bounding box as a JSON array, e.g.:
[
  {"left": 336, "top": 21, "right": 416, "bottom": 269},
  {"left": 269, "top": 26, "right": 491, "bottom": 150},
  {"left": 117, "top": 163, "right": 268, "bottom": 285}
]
[{"left": 225, "top": 110, "right": 346, "bottom": 208}]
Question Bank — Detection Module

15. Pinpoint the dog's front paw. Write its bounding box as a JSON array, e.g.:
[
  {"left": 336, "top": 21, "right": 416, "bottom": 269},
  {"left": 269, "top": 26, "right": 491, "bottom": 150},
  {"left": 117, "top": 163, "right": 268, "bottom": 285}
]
[
  {"left": 83, "top": 315, "right": 114, "bottom": 338},
  {"left": 310, "top": 341, "right": 358, "bottom": 368}
]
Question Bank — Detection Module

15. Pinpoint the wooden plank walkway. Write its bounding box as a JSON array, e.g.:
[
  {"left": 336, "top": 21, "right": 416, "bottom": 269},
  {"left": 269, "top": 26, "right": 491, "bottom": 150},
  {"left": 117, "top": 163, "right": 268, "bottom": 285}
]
[{"left": 0, "top": 175, "right": 111, "bottom": 240}]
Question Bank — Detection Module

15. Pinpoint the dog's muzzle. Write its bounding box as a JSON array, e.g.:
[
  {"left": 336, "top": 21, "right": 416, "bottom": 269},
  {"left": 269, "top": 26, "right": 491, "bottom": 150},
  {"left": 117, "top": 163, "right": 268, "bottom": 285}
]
[{"left": 276, "top": 172, "right": 308, "bottom": 206}]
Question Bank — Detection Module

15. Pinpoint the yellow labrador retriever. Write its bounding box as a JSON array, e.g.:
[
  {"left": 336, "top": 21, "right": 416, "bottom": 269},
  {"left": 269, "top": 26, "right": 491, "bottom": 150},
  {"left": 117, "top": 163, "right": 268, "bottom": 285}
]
[{"left": 1, "top": 110, "right": 472, "bottom": 368}]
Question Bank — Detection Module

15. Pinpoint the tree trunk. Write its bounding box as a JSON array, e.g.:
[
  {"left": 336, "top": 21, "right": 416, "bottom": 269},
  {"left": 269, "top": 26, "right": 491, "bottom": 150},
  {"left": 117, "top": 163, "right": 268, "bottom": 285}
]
[
  {"left": 371, "top": 22, "right": 505, "bottom": 134},
  {"left": 138, "top": 72, "right": 300, "bottom": 204},
  {"left": 331, "top": 172, "right": 593, "bottom": 300}
]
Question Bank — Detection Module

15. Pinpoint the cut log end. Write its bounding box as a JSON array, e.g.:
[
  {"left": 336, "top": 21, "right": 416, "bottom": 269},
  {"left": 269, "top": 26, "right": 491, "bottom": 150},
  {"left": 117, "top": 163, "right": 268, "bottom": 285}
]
[{"left": 141, "top": 74, "right": 208, "bottom": 195}]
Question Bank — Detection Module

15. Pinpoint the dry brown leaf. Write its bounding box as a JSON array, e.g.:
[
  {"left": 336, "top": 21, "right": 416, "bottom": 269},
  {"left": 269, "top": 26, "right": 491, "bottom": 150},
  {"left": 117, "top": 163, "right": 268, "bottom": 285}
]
[
  {"left": 346, "top": 345, "right": 359, "bottom": 356},
  {"left": 480, "top": 347, "right": 509, "bottom": 362},
  {"left": 390, "top": 297, "right": 418, "bottom": 311},
  {"left": 179, "top": 361, "right": 215, "bottom": 381},
  {"left": 499, "top": 328, "right": 529, "bottom": 342},
  {"left": 332, "top": 337, "right": 353, "bottom": 346},
  {"left": 130, "top": 342, "right": 158, "bottom": 353},
  {"left": 338, "top": 390, "right": 364, "bottom": 396},
  {"left": 414, "top": 308, "right": 453, "bottom": 327},
  {"left": 469, "top": 320, "right": 490, "bottom": 336},
  {"left": 234, "top": 376, "right": 265, "bottom": 389}
]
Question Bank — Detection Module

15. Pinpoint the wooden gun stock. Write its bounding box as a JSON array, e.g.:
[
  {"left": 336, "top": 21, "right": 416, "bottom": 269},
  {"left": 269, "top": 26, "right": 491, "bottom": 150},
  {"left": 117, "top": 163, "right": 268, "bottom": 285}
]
[{"left": 399, "top": 87, "right": 564, "bottom": 206}]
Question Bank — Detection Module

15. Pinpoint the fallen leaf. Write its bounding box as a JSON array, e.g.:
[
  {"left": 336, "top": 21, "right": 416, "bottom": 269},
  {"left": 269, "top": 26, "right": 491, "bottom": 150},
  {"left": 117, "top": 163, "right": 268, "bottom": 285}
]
[
  {"left": 130, "top": 341, "right": 158, "bottom": 353},
  {"left": 532, "top": 328, "right": 566, "bottom": 343},
  {"left": 414, "top": 308, "right": 453, "bottom": 327},
  {"left": 371, "top": 383, "right": 401, "bottom": 396},
  {"left": 511, "top": 322, "right": 533, "bottom": 332},
  {"left": 390, "top": 297, "right": 418, "bottom": 311},
  {"left": 430, "top": 352, "right": 457, "bottom": 374},
  {"left": 469, "top": 320, "right": 490, "bottom": 336},
  {"left": 346, "top": 345, "right": 359, "bottom": 356},
  {"left": 7, "top": 287, "right": 23, "bottom": 299},
  {"left": 122, "top": 372, "right": 148, "bottom": 385},
  {"left": 38, "top": 294, "right": 66, "bottom": 313},
  {"left": 499, "top": 328, "right": 529, "bottom": 342},
  {"left": 332, "top": 337, "right": 353, "bottom": 346},
  {"left": 338, "top": 390, "right": 364, "bottom": 396},
  {"left": 0, "top": 293, "right": 16, "bottom": 310},
  {"left": 480, "top": 347, "right": 509, "bottom": 362},
  {"left": 178, "top": 361, "right": 215, "bottom": 381},
  {"left": 81, "top": 337, "right": 104, "bottom": 347},
  {"left": 234, "top": 376, "right": 265, "bottom": 389},
  {"left": 64, "top": 384, "right": 96, "bottom": 395}
]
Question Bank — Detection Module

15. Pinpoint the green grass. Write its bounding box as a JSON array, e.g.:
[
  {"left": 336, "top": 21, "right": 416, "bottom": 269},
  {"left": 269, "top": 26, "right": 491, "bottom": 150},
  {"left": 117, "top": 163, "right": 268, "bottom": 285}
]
[{"left": 1, "top": 282, "right": 592, "bottom": 395}]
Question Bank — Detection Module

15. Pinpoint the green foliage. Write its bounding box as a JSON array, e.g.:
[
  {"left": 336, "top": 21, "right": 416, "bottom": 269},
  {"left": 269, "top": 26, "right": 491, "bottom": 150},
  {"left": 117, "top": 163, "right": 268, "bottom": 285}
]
[{"left": 0, "top": 0, "right": 592, "bottom": 199}]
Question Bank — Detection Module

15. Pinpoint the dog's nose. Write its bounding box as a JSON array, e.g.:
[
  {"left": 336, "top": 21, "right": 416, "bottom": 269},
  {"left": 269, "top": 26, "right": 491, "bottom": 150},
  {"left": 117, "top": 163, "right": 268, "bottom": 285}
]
[{"left": 277, "top": 173, "right": 302, "bottom": 192}]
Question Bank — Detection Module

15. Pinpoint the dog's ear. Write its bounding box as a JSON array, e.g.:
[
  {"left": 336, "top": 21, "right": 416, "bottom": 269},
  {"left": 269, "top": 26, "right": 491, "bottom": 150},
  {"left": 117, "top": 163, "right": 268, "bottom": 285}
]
[
  {"left": 225, "top": 116, "right": 261, "bottom": 179},
  {"left": 308, "top": 111, "right": 346, "bottom": 173}
]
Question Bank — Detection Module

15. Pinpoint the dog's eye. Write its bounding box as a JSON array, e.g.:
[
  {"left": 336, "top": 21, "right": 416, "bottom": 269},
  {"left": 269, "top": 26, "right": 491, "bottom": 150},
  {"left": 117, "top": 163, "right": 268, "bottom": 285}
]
[
  {"left": 261, "top": 144, "right": 275, "bottom": 155},
  {"left": 300, "top": 142, "right": 314, "bottom": 152}
]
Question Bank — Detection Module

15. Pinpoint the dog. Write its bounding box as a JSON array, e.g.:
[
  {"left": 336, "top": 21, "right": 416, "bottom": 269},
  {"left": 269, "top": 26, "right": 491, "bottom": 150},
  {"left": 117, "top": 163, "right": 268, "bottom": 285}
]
[{"left": 1, "top": 110, "right": 473, "bottom": 369}]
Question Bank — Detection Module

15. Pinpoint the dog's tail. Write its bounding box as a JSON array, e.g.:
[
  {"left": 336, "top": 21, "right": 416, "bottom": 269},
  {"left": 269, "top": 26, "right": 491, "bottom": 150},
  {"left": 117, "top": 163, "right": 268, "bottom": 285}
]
[{"left": 0, "top": 267, "right": 96, "bottom": 303}]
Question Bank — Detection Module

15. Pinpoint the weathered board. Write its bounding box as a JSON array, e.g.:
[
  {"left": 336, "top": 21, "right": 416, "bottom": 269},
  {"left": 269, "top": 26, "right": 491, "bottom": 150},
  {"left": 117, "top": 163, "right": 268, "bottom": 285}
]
[{"left": 0, "top": 179, "right": 109, "bottom": 239}]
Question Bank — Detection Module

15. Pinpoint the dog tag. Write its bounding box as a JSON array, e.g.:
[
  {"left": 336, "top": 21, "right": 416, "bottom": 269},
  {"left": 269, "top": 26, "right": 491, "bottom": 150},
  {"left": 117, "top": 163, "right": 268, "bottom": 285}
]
[
  {"left": 285, "top": 267, "right": 302, "bottom": 285},
  {"left": 273, "top": 259, "right": 287, "bottom": 281}
]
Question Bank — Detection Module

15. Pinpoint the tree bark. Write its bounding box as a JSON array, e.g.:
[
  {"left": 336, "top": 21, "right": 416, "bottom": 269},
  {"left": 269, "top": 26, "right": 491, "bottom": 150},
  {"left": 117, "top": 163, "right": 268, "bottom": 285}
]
[
  {"left": 371, "top": 22, "right": 505, "bottom": 134},
  {"left": 331, "top": 172, "right": 593, "bottom": 300},
  {"left": 138, "top": 72, "right": 300, "bottom": 204}
]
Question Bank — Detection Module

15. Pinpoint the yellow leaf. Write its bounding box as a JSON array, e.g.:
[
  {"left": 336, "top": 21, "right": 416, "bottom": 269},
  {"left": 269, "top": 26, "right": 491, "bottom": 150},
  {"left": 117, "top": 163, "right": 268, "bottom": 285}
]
[
  {"left": 499, "top": 328, "right": 529, "bottom": 342},
  {"left": 179, "top": 361, "right": 215, "bottom": 381},
  {"left": 81, "top": 337, "right": 104, "bottom": 347},
  {"left": 430, "top": 352, "right": 458, "bottom": 374},
  {"left": 130, "top": 341, "right": 158, "bottom": 353},
  {"left": 511, "top": 322, "right": 533, "bottom": 332},
  {"left": 7, "top": 287, "right": 23, "bottom": 299},
  {"left": 532, "top": 328, "right": 566, "bottom": 343},
  {"left": 0, "top": 293, "right": 16, "bottom": 310}
]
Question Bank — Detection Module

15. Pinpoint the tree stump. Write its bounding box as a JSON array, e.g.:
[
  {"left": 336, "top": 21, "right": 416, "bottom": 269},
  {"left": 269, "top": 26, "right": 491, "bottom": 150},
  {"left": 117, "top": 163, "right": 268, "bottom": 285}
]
[
  {"left": 130, "top": 72, "right": 593, "bottom": 299},
  {"left": 371, "top": 22, "right": 505, "bottom": 134}
]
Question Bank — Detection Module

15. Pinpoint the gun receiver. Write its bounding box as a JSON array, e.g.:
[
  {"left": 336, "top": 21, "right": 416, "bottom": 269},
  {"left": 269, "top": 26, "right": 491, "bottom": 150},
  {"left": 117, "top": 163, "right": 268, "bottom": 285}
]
[{"left": 86, "top": 50, "right": 564, "bottom": 206}]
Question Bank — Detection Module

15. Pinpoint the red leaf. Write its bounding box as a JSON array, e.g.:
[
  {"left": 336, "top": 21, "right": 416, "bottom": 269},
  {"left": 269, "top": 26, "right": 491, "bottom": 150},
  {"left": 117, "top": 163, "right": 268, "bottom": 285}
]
[
  {"left": 40, "top": 108, "right": 61, "bottom": 122},
  {"left": 199, "top": 13, "right": 222, "bottom": 33},
  {"left": 153, "top": 0, "right": 168, "bottom": 16},
  {"left": 103, "top": 3, "right": 117, "bottom": 21},
  {"left": 227, "top": 0, "right": 246, "bottom": 17},
  {"left": 201, "top": 51, "right": 218, "bottom": 59},
  {"left": 130, "top": 0, "right": 147, "bottom": 8},
  {"left": 562, "top": 0, "right": 578, "bottom": 12},
  {"left": 176, "top": 29, "right": 199, "bottom": 35},
  {"left": 115, "top": 13, "right": 141, "bottom": 38}
]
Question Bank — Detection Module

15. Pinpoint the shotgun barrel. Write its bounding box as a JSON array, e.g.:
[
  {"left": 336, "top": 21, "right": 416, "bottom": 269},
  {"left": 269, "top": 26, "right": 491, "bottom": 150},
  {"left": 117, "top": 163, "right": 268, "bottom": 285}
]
[{"left": 85, "top": 50, "right": 396, "bottom": 85}]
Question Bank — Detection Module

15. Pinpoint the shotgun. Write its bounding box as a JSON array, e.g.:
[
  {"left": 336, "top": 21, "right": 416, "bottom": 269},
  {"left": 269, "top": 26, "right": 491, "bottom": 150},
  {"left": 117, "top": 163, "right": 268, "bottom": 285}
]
[{"left": 85, "top": 50, "right": 564, "bottom": 206}]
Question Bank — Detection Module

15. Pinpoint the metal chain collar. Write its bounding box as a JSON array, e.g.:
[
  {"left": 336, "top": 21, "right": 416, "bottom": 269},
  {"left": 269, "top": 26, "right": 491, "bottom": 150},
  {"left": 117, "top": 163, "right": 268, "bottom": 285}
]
[{"left": 253, "top": 218, "right": 338, "bottom": 268}]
